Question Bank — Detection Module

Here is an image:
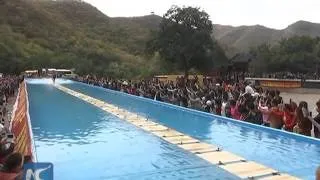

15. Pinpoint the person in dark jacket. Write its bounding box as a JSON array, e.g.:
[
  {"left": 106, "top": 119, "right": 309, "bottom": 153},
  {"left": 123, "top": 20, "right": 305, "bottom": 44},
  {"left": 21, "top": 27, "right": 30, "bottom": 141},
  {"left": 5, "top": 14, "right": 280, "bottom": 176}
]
[
  {"left": 245, "top": 102, "right": 262, "bottom": 125},
  {"left": 314, "top": 100, "right": 320, "bottom": 138},
  {"left": 295, "top": 101, "right": 312, "bottom": 136},
  {"left": 0, "top": 152, "right": 24, "bottom": 180}
]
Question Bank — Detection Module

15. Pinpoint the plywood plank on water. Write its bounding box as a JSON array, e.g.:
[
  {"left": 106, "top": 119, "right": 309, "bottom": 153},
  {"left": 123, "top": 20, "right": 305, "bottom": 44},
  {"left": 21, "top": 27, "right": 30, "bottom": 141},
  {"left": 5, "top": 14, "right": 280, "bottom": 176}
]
[
  {"left": 221, "top": 161, "right": 277, "bottom": 179},
  {"left": 116, "top": 114, "right": 127, "bottom": 119},
  {"left": 55, "top": 85, "right": 299, "bottom": 180},
  {"left": 169, "top": 139, "right": 200, "bottom": 145},
  {"left": 102, "top": 107, "right": 109, "bottom": 111},
  {"left": 152, "top": 130, "right": 184, "bottom": 137},
  {"left": 126, "top": 119, "right": 146, "bottom": 124},
  {"left": 95, "top": 102, "right": 105, "bottom": 107},
  {"left": 260, "top": 174, "right": 300, "bottom": 180},
  {"left": 163, "top": 135, "right": 200, "bottom": 145},
  {"left": 197, "top": 150, "right": 244, "bottom": 165},
  {"left": 109, "top": 109, "right": 119, "bottom": 114},
  {"left": 124, "top": 113, "right": 138, "bottom": 118},
  {"left": 178, "top": 142, "right": 217, "bottom": 151},
  {"left": 163, "top": 135, "right": 194, "bottom": 142},
  {"left": 134, "top": 122, "right": 159, "bottom": 127},
  {"left": 134, "top": 123, "right": 159, "bottom": 128},
  {"left": 190, "top": 148, "right": 217, "bottom": 154},
  {"left": 141, "top": 125, "right": 168, "bottom": 132}
]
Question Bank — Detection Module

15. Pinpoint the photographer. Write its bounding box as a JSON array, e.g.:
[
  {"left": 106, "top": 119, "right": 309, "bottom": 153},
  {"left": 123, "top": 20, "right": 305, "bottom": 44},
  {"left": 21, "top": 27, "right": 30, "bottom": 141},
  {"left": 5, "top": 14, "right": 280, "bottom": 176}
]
[
  {"left": 0, "top": 132, "right": 15, "bottom": 164},
  {"left": 0, "top": 152, "right": 24, "bottom": 180}
]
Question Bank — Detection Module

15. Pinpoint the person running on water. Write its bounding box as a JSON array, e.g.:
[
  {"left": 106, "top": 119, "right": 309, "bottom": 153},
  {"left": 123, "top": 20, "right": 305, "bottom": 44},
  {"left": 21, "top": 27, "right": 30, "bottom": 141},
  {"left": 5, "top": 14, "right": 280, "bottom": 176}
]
[{"left": 52, "top": 74, "right": 56, "bottom": 84}]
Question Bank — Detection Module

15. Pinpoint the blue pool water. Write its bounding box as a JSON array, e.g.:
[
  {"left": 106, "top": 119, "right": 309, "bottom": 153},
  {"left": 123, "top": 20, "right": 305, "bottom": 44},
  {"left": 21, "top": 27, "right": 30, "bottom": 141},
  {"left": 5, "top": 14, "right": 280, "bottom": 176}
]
[
  {"left": 27, "top": 79, "right": 238, "bottom": 180},
  {"left": 63, "top": 80, "right": 320, "bottom": 179}
]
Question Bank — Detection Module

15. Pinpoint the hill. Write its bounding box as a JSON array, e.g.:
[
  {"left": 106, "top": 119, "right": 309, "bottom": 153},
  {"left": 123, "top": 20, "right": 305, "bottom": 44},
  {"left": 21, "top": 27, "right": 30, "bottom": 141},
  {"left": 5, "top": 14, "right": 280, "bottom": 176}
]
[
  {"left": 1, "top": 0, "right": 320, "bottom": 76},
  {"left": 213, "top": 21, "right": 320, "bottom": 56},
  {"left": 0, "top": 0, "right": 161, "bottom": 77}
]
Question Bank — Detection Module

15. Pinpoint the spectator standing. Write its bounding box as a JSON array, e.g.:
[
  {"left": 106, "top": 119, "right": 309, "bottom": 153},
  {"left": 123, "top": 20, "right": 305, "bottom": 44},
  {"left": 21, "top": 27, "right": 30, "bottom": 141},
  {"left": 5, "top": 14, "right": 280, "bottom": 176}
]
[
  {"left": 245, "top": 102, "right": 262, "bottom": 125},
  {"left": 258, "top": 98, "right": 271, "bottom": 127},
  {"left": 313, "top": 100, "right": 320, "bottom": 138},
  {"left": 282, "top": 104, "right": 296, "bottom": 132},
  {"left": 295, "top": 101, "right": 312, "bottom": 136},
  {"left": 268, "top": 99, "right": 283, "bottom": 129},
  {"left": 274, "top": 90, "right": 283, "bottom": 105},
  {"left": 230, "top": 100, "right": 241, "bottom": 120},
  {"left": 221, "top": 97, "right": 228, "bottom": 117},
  {"left": 245, "top": 82, "right": 255, "bottom": 95}
]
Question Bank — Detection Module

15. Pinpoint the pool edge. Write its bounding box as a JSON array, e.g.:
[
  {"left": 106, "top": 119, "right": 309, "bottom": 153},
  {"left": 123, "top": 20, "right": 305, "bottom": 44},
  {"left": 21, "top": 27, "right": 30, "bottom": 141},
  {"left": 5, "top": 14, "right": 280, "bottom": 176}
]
[
  {"left": 10, "top": 81, "right": 37, "bottom": 162},
  {"left": 24, "top": 80, "right": 38, "bottom": 162}
]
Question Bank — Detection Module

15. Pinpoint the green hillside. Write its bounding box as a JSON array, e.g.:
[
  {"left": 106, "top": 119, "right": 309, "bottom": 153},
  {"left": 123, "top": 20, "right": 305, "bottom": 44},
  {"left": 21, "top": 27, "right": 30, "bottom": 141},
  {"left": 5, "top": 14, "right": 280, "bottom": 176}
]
[
  {"left": 2, "top": 0, "right": 320, "bottom": 77},
  {"left": 0, "top": 0, "right": 162, "bottom": 77}
]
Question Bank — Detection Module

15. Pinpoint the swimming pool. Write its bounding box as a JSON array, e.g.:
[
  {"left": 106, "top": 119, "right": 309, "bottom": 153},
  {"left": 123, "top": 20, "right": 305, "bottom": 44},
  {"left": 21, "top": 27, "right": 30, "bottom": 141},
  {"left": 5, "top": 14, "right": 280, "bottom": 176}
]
[
  {"left": 27, "top": 79, "right": 238, "bottom": 179},
  {"left": 63, "top": 80, "right": 320, "bottom": 179}
]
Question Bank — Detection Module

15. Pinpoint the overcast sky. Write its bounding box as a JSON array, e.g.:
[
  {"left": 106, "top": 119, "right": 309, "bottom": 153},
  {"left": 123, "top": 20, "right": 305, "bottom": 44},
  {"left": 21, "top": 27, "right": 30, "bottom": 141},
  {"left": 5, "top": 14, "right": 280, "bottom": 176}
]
[{"left": 84, "top": 0, "right": 320, "bottom": 29}]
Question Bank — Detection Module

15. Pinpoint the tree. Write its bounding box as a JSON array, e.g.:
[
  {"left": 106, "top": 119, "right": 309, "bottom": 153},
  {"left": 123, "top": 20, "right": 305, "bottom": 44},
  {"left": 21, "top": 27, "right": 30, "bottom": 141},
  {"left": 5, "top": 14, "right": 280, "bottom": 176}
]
[
  {"left": 249, "top": 36, "right": 320, "bottom": 74},
  {"left": 249, "top": 43, "right": 272, "bottom": 74},
  {"left": 148, "top": 6, "right": 217, "bottom": 79}
]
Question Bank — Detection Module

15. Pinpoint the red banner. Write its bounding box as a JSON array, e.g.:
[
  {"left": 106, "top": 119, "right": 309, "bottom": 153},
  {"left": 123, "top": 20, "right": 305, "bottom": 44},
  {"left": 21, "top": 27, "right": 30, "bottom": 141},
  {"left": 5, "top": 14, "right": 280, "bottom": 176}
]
[
  {"left": 260, "top": 80, "right": 302, "bottom": 88},
  {"left": 11, "top": 82, "right": 33, "bottom": 159}
]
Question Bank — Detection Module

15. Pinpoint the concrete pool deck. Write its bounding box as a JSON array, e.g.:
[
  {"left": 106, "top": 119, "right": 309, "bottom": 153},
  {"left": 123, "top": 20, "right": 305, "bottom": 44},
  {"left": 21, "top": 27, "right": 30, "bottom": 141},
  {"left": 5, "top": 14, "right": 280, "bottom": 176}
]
[{"left": 55, "top": 84, "right": 299, "bottom": 180}]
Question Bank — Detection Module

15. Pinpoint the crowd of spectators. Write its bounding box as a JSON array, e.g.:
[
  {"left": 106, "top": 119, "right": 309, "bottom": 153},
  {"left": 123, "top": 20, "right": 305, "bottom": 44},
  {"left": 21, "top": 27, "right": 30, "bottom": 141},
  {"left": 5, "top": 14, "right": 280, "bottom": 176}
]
[
  {"left": 72, "top": 75, "right": 320, "bottom": 138},
  {"left": 0, "top": 76, "right": 25, "bottom": 180}
]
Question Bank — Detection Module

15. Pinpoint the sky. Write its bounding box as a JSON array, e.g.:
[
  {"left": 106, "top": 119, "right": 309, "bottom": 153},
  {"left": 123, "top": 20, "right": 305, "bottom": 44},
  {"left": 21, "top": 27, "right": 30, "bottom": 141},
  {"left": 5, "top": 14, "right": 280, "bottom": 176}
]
[{"left": 83, "top": 0, "right": 320, "bottom": 30}]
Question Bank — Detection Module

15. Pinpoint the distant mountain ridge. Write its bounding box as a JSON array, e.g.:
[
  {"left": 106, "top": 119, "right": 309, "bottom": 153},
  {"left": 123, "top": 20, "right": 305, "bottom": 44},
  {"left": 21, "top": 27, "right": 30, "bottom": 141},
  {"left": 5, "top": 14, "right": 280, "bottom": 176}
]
[
  {"left": 108, "top": 13, "right": 320, "bottom": 56},
  {"left": 109, "top": 13, "right": 320, "bottom": 56},
  {"left": 212, "top": 21, "right": 320, "bottom": 56}
]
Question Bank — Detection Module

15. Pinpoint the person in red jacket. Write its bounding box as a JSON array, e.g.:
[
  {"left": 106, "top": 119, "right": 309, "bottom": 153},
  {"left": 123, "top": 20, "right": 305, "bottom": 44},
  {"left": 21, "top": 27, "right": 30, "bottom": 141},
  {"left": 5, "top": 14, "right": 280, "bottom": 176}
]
[
  {"left": 283, "top": 104, "right": 296, "bottom": 132},
  {"left": 269, "top": 99, "right": 284, "bottom": 129}
]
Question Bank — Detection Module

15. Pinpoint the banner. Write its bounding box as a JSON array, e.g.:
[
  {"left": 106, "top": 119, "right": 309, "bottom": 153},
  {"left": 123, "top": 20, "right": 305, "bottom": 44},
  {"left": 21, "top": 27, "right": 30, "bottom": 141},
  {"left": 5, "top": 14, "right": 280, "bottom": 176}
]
[
  {"left": 260, "top": 80, "right": 302, "bottom": 88},
  {"left": 10, "top": 82, "right": 33, "bottom": 159}
]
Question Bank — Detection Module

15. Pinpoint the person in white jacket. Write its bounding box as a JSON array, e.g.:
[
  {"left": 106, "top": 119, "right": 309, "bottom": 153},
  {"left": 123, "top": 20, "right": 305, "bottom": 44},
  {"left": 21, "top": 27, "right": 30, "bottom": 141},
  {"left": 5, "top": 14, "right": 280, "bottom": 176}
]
[{"left": 245, "top": 82, "right": 255, "bottom": 95}]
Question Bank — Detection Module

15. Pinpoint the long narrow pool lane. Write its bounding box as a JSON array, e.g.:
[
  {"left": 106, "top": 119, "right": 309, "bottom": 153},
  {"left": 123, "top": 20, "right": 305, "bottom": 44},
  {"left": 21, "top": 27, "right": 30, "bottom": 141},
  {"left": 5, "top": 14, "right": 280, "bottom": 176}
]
[
  {"left": 27, "top": 79, "right": 238, "bottom": 180},
  {"left": 63, "top": 80, "right": 320, "bottom": 180}
]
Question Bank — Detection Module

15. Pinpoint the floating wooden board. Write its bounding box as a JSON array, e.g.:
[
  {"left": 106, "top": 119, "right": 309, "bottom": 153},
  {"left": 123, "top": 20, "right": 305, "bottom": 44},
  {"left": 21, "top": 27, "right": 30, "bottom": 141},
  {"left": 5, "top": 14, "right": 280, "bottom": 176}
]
[
  {"left": 221, "top": 161, "right": 277, "bottom": 179},
  {"left": 178, "top": 142, "right": 217, "bottom": 151},
  {"left": 197, "top": 151, "right": 244, "bottom": 165},
  {"left": 152, "top": 130, "right": 184, "bottom": 137},
  {"left": 163, "top": 135, "right": 194, "bottom": 142},
  {"left": 142, "top": 126, "right": 169, "bottom": 132},
  {"left": 260, "top": 174, "right": 300, "bottom": 180}
]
